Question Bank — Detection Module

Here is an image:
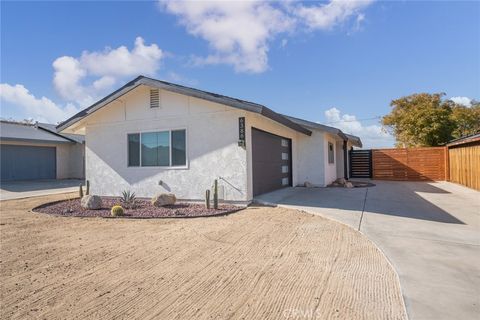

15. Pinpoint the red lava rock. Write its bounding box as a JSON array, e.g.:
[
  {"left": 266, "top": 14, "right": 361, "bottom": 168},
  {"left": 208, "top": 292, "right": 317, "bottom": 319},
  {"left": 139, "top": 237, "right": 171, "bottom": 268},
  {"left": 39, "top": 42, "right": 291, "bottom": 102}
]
[{"left": 34, "top": 197, "right": 240, "bottom": 218}]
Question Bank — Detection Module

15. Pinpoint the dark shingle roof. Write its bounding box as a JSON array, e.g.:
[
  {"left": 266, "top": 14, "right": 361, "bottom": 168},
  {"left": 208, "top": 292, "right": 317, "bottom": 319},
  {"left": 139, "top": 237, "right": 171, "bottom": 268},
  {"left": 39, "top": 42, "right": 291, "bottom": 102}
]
[
  {"left": 56, "top": 76, "right": 312, "bottom": 136},
  {"left": 446, "top": 133, "right": 480, "bottom": 147},
  {"left": 37, "top": 123, "right": 84, "bottom": 143},
  {"left": 0, "top": 121, "right": 84, "bottom": 144},
  {"left": 283, "top": 115, "right": 362, "bottom": 147}
]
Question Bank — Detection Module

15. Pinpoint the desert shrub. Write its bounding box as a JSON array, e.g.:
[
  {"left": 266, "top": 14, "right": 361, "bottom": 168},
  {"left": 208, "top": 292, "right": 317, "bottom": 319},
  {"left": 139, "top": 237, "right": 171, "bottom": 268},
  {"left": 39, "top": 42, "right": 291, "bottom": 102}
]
[{"left": 120, "top": 190, "right": 137, "bottom": 209}]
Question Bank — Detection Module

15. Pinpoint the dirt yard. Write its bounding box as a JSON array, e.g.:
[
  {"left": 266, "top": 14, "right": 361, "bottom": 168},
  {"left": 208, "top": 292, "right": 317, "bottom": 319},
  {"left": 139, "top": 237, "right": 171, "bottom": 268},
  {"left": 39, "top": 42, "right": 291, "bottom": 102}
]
[{"left": 0, "top": 193, "right": 406, "bottom": 320}]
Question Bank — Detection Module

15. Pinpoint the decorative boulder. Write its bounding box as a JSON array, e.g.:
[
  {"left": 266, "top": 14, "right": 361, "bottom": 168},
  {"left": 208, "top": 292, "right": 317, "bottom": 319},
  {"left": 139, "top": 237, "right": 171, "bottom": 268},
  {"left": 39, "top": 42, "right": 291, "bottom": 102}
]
[
  {"left": 335, "top": 177, "right": 347, "bottom": 185},
  {"left": 81, "top": 195, "right": 102, "bottom": 210},
  {"left": 151, "top": 193, "right": 176, "bottom": 207},
  {"left": 345, "top": 182, "right": 354, "bottom": 188},
  {"left": 304, "top": 181, "right": 314, "bottom": 188}
]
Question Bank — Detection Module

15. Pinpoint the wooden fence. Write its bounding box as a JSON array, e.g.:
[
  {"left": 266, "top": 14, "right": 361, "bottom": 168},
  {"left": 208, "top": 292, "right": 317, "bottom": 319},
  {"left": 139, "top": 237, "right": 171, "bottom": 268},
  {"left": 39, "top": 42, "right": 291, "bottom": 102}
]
[
  {"left": 372, "top": 147, "right": 446, "bottom": 181},
  {"left": 448, "top": 143, "right": 480, "bottom": 190}
]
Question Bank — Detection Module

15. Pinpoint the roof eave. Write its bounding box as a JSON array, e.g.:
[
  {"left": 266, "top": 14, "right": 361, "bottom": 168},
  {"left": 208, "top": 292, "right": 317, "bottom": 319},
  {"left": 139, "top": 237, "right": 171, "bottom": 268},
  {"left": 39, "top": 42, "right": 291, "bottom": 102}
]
[{"left": 57, "top": 76, "right": 312, "bottom": 136}]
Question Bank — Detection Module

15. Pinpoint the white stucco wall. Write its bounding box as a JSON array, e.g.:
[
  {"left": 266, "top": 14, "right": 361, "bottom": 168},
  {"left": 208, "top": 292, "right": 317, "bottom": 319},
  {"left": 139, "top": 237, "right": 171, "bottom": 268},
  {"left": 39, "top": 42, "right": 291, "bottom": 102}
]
[
  {"left": 84, "top": 86, "right": 249, "bottom": 202},
  {"left": 296, "top": 130, "right": 326, "bottom": 187},
  {"left": 0, "top": 141, "right": 84, "bottom": 179},
  {"left": 323, "top": 133, "right": 338, "bottom": 185},
  {"left": 74, "top": 84, "right": 358, "bottom": 200},
  {"left": 335, "top": 140, "right": 344, "bottom": 179}
]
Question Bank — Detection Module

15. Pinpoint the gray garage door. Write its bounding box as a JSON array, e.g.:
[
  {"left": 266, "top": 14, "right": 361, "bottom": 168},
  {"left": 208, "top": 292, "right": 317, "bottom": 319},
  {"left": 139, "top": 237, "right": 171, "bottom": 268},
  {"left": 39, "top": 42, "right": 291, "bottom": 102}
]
[
  {"left": 1, "top": 145, "right": 56, "bottom": 181},
  {"left": 252, "top": 128, "right": 292, "bottom": 196}
]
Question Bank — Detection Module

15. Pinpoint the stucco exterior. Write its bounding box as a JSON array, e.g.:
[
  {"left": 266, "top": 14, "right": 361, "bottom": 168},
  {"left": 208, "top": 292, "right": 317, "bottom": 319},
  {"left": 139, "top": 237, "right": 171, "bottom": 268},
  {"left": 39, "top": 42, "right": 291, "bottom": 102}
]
[
  {"left": 85, "top": 86, "right": 249, "bottom": 202},
  {"left": 0, "top": 140, "right": 84, "bottom": 179},
  {"left": 63, "top": 82, "right": 361, "bottom": 202}
]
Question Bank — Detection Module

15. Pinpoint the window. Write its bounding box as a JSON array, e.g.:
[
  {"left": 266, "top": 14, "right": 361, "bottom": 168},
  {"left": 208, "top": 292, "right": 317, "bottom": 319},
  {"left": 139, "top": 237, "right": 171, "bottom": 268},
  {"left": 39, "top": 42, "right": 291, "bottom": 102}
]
[
  {"left": 171, "top": 130, "right": 186, "bottom": 166},
  {"left": 128, "top": 129, "right": 186, "bottom": 167},
  {"left": 128, "top": 134, "right": 140, "bottom": 166},
  {"left": 281, "top": 139, "right": 289, "bottom": 147},
  {"left": 328, "top": 142, "right": 334, "bottom": 164},
  {"left": 282, "top": 152, "right": 289, "bottom": 160},
  {"left": 282, "top": 165, "right": 289, "bottom": 173},
  {"left": 282, "top": 177, "right": 289, "bottom": 186}
]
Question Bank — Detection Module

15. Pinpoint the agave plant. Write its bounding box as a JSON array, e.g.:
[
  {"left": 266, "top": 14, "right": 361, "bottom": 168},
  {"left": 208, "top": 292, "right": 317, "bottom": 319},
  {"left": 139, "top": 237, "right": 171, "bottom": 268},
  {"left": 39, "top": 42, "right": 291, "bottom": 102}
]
[{"left": 120, "top": 190, "right": 137, "bottom": 209}]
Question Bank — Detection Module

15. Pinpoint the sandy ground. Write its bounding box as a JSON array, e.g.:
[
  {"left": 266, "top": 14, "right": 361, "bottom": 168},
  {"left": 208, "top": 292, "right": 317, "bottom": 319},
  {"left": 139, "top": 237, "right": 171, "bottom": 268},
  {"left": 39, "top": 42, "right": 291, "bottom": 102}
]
[{"left": 0, "top": 193, "right": 406, "bottom": 320}]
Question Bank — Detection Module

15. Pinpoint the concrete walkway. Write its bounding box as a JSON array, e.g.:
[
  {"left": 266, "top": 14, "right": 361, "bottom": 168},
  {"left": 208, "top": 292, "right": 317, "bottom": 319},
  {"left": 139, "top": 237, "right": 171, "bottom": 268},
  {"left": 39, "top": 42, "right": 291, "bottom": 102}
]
[
  {"left": 255, "top": 181, "right": 480, "bottom": 320},
  {"left": 0, "top": 179, "right": 83, "bottom": 200}
]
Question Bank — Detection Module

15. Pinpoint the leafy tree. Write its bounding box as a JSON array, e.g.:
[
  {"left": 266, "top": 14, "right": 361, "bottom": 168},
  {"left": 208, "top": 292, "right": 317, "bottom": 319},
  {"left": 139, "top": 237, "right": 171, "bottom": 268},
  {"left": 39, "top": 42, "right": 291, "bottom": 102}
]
[
  {"left": 450, "top": 101, "right": 480, "bottom": 139},
  {"left": 382, "top": 93, "right": 455, "bottom": 147},
  {"left": 382, "top": 93, "right": 480, "bottom": 147}
]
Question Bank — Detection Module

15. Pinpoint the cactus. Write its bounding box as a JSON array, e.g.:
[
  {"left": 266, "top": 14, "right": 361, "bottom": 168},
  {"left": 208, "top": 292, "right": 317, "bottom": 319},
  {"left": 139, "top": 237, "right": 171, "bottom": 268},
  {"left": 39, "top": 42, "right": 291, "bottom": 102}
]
[
  {"left": 86, "top": 180, "right": 90, "bottom": 195},
  {"left": 79, "top": 184, "right": 84, "bottom": 198},
  {"left": 205, "top": 189, "right": 210, "bottom": 209},
  {"left": 120, "top": 190, "right": 137, "bottom": 209},
  {"left": 213, "top": 179, "right": 218, "bottom": 210},
  {"left": 111, "top": 205, "right": 124, "bottom": 217}
]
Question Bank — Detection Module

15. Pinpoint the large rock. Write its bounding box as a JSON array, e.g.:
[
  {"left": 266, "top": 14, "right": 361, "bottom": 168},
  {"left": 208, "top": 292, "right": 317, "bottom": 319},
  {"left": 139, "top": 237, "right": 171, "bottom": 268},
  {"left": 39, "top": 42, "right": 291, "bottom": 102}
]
[
  {"left": 81, "top": 195, "right": 102, "bottom": 210},
  {"left": 335, "top": 177, "right": 347, "bottom": 185},
  {"left": 345, "top": 181, "right": 354, "bottom": 188},
  {"left": 304, "top": 181, "right": 314, "bottom": 188},
  {"left": 151, "top": 193, "right": 176, "bottom": 207}
]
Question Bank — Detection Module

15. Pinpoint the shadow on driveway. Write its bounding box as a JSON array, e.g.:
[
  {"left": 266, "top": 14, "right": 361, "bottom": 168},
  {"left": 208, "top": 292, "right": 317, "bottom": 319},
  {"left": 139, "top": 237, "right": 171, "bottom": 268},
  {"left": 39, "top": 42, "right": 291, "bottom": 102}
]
[{"left": 256, "top": 181, "right": 463, "bottom": 225}]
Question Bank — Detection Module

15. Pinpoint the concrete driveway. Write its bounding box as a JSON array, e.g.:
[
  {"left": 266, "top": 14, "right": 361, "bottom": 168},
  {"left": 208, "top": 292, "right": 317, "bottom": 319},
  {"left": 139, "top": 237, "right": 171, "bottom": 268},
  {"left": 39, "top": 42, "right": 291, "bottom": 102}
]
[
  {"left": 0, "top": 179, "right": 83, "bottom": 200},
  {"left": 255, "top": 181, "right": 480, "bottom": 320}
]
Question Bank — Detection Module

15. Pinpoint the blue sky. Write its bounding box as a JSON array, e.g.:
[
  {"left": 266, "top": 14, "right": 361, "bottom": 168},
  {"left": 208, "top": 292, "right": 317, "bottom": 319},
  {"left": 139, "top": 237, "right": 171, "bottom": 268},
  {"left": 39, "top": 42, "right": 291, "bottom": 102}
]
[{"left": 1, "top": 1, "right": 479, "bottom": 147}]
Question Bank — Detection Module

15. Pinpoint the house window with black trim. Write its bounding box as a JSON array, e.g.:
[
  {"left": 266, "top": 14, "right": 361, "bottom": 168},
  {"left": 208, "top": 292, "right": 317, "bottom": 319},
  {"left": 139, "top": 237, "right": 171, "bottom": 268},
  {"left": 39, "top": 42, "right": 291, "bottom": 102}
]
[
  {"left": 128, "top": 129, "right": 187, "bottom": 167},
  {"left": 328, "top": 142, "right": 335, "bottom": 164}
]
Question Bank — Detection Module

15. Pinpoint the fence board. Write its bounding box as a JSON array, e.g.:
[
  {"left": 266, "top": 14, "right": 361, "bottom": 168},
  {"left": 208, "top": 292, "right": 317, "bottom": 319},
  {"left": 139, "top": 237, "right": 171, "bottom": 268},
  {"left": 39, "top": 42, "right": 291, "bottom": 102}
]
[
  {"left": 372, "top": 147, "right": 446, "bottom": 181},
  {"left": 448, "top": 143, "right": 480, "bottom": 190}
]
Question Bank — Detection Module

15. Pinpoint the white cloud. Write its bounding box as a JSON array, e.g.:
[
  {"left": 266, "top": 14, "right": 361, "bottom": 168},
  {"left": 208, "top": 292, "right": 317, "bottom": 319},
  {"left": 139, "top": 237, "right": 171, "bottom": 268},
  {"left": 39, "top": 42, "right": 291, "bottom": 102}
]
[
  {"left": 0, "top": 83, "right": 79, "bottom": 123},
  {"left": 80, "top": 37, "right": 163, "bottom": 77},
  {"left": 450, "top": 96, "right": 472, "bottom": 107},
  {"left": 324, "top": 107, "right": 394, "bottom": 148},
  {"left": 53, "top": 37, "right": 163, "bottom": 106},
  {"left": 159, "top": 0, "right": 374, "bottom": 73},
  {"left": 160, "top": 1, "right": 293, "bottom": 73},
  {"left": 294, "top": 0, "right": 373, "bottom": 30}
]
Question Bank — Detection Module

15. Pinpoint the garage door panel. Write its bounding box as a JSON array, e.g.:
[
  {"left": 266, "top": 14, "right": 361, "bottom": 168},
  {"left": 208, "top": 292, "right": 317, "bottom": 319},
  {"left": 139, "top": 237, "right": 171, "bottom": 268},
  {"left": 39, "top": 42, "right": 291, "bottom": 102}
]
[
  {"left": 1, "top": 145, "right": 56, "bottom": 181},
  {"left": 252, "top": 128, "right": 292, "bottom": 196}
]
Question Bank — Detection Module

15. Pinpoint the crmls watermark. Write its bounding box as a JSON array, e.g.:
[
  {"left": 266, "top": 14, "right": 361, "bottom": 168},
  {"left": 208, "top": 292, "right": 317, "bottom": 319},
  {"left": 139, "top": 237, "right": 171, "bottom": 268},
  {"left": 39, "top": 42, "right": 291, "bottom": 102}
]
[{"left": 283, "top": 308, "right": 322, "bottom": 319}]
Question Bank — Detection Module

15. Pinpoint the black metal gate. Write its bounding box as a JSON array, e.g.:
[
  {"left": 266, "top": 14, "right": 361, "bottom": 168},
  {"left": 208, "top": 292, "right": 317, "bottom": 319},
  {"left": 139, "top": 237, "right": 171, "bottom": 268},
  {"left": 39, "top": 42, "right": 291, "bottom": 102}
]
[{"left": 349, "top": 149, "right": 372, "bottom": 178}]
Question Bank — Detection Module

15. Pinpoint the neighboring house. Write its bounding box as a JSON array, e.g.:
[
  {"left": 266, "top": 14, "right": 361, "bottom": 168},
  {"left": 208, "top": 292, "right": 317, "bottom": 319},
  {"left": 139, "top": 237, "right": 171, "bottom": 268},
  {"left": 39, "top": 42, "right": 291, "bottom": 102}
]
[
  {"left": 0, "top": 121, "right": 85, "bottom": 181},
  {"left": 57, "top": 76, "right": 362, "bottom": 203},
  {"left": 446, "top": 133, "right": 480, "bottom": 191}
]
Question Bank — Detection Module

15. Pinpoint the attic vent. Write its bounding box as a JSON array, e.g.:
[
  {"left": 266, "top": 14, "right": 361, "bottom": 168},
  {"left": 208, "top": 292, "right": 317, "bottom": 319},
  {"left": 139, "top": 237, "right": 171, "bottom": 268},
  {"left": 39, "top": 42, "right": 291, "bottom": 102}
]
[{"left": 150, "top": 89, "right": 159, "bottom": 108}]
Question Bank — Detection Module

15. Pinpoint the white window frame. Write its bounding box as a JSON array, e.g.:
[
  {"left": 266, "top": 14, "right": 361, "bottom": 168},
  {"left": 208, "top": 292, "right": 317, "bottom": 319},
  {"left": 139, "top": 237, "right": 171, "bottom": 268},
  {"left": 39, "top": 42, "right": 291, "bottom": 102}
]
[{"left": 127, "top": 127, "right": 188, "bottom": 169}]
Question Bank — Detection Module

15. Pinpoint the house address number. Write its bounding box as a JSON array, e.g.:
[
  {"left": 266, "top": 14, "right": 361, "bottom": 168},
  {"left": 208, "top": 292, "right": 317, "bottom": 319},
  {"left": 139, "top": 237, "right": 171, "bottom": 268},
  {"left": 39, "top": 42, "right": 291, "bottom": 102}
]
[{"left": 238, "top": 117, "right": 246, "bottom": 147}]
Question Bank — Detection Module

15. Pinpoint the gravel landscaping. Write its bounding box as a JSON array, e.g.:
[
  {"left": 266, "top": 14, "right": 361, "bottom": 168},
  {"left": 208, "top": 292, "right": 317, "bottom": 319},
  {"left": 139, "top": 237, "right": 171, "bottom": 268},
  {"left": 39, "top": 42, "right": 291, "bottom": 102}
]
[{"left": 34, "top": 197, "right": 240, "bottom": 218}]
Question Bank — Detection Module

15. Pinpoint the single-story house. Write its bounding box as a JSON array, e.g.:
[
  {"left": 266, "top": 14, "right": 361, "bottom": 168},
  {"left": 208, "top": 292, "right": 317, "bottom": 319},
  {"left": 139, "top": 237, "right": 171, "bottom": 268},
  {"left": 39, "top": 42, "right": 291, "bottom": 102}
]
[
  {"left": 57, "top": 76, "right": 362, "bottom": 203},
  {"left": 0, "top": 121, "right": 85, "bottom": 181}
]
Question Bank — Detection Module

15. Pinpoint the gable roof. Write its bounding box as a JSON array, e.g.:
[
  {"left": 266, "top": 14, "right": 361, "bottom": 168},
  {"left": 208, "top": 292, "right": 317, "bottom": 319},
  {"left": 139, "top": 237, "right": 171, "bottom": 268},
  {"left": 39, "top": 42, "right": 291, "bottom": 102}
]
[
  {"left": 283, "top": 115, "right": 363, "bottom": 148},
  {"left": 56, "top": 76, "right": 312, "bottom": 136},
  {"left": 37, "top": 122, "right": 84, "bottom": 143},
  {"left": 0, "top": 120, "right": 77, "bottom": 144}
]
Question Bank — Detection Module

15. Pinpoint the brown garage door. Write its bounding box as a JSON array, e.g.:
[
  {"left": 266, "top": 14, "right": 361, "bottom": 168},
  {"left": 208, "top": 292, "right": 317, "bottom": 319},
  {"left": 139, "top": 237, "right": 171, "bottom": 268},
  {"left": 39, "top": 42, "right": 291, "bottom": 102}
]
[{"left": 252, "top": 128, "right": 292, "bottom": 196}]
